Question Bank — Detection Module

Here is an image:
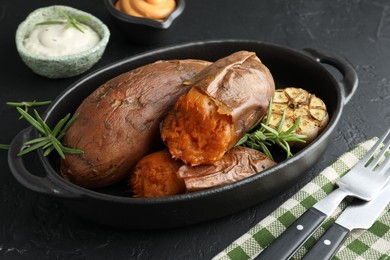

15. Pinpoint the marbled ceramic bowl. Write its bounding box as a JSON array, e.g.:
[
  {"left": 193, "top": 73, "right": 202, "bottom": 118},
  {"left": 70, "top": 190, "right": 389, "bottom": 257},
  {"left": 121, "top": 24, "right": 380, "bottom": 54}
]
[{"left": 15, "top": 5, "right": 110, "bottom": 79}]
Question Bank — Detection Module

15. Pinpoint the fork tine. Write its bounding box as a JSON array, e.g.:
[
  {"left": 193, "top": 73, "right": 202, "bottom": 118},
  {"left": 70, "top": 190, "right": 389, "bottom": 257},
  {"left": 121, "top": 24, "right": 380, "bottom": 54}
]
[
  {"left": 361, "top": 127, "right": 390, "bottom": 166},
  {"left": 366, "top": 129, "right": 390, "bottom": 170},
  {"left": 376, "top": 152, "right": 390, "bottom": 174}
]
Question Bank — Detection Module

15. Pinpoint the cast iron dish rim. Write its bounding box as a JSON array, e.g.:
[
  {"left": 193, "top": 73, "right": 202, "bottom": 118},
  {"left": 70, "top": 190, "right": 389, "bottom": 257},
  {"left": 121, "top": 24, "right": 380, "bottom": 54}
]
[
  {"left": 34, "top": 39, "right": 347, "bottom": 204},
  {"left": 104, "top": 0, "right": 185, "bottom": 29},
  {"left": 15, "top": 5, "right": 110, "bottom": 62}
]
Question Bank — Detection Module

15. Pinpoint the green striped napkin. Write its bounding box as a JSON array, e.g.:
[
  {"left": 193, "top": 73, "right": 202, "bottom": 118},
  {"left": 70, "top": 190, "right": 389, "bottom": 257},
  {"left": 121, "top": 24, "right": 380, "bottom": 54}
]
[{"left": 213, "top": 138, "right": 390, "bottom": 260}]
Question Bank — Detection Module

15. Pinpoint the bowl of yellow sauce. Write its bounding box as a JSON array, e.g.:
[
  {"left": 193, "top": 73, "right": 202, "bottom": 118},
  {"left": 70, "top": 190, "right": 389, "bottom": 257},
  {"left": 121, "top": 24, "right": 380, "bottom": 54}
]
[{"left": 16, "top": 5, "right": 110, "bottom": 79}]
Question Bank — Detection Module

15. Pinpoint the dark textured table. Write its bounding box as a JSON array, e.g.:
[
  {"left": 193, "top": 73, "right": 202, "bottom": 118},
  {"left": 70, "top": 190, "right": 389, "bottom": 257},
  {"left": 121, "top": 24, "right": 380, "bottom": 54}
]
[{"left": 1, "top": 0, "right": 390, "bottom": 259}]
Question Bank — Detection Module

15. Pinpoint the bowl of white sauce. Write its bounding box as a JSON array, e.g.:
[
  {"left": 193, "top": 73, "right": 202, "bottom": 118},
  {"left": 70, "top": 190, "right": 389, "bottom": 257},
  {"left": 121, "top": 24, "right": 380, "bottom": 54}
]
[{"left": 16, "top": 5, "right": 110, "bottom": 79}]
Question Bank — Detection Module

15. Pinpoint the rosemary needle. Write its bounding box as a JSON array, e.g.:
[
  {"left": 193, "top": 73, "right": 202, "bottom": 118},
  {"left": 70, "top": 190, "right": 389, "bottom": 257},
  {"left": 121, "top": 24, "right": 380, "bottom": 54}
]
[
  {"left": 36, "top": 10, "right": 90, "bottom": 33},
  {"left": 7, "top": 100, "right": 52, "bottom": 118},
  {"left": 0, "top": 144, "right": 9, "bottom": 150},
  {"left": 237, "top": 99, "right": 307, "bottom": 161},
  {"left": 1, "top": 101, "right": 53, "bottom": 150},
  {"left": 16, "top": 107, "right": 83, "bottom": 159}
]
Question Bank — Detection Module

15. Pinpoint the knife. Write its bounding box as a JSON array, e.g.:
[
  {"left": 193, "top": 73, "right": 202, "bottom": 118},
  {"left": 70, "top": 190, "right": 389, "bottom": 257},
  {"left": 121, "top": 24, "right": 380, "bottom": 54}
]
[{"left": 302, "top": 181, "right": 390, "bottom": 260}]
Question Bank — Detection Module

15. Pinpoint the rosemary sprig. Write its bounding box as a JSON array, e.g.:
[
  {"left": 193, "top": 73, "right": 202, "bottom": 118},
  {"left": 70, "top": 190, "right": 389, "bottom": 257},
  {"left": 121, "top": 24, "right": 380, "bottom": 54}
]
[
  {"left": 7, "top": 100, "right": 52, "bottom": 119},
  {"left": 16, "top": 107, "right": 83, "bottom": 159},
  {"left": 237, "top": 99, "right": 307, "bottom": 161},
  {"left": 0, "top": 101, "right": 53, "bottom": 150},
  {"left": 36, "top": 10, "right": 89, "bottom": 33}
]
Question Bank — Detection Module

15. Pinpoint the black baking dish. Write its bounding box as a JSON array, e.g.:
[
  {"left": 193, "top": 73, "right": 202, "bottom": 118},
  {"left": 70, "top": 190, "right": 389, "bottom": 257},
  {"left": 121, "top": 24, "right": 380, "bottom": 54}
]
[{"left": 8, "top": 40, "right": 358, "bottom": 229}]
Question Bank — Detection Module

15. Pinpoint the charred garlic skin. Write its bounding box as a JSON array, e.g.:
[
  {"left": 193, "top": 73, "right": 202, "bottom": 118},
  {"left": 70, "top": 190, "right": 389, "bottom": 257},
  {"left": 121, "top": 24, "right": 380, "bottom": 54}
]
[{"left": 267, "top": 87, "right": 329, "bottom": 148}]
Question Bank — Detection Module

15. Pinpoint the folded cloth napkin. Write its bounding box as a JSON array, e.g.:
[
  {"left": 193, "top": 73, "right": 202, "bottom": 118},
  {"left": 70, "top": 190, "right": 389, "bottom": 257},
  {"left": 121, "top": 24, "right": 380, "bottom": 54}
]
[{"left": 213, "top": 138, "right": 390, "bottom": 260}]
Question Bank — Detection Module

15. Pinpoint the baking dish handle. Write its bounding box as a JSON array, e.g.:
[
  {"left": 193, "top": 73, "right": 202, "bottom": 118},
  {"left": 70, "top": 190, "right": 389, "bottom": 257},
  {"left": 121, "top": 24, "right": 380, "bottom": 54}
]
[
  {"left": 302, "top": 48, "right": 358, "bottom": 105},
  {"left": 8, "top": 127, "right": 81, "bottom": 199}
]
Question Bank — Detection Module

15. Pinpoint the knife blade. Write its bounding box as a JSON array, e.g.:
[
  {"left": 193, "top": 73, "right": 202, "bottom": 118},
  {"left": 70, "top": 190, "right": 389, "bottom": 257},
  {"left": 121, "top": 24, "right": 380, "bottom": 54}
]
[{"left": 302, "top": 180, "right": 390, "bottom": 260}]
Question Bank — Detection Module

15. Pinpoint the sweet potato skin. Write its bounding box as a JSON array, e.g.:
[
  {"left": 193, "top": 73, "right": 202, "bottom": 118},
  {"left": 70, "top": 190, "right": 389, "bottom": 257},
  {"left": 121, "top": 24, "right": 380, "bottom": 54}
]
[
  {"left": 161, "top": 51, "right": 275, "bottom": 165},
  {"left": 178, "top": 146, "right": 276, "bottom": 192},
  {"left": 189, "top": 51, "right": 275, "bottom": 134},
  {"left": 130, "top": 146, "right": 275, "bottom": 197},
  {"left": 61, "top": 59, "right": 210, "bottom": 189}
]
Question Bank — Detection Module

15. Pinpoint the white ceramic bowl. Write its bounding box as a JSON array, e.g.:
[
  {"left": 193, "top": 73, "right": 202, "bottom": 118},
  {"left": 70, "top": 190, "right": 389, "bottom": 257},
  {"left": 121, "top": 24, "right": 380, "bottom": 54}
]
[{"left": 16, "top": 5, "right": 110, "bottom": 79}]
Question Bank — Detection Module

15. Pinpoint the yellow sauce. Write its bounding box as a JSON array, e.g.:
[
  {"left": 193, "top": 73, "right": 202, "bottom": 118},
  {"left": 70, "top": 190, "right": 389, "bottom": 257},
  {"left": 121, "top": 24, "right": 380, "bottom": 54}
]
[
  {"left": 115, "top": 0, "right": 176, "bottom": 20},
  {"left": 24, "top": 21, "right": 100, "bottom": 57}
]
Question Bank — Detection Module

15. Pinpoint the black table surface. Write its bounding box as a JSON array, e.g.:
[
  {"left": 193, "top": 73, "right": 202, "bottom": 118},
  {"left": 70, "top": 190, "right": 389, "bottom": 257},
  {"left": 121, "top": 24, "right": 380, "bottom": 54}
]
[{"left": 1, "top": 0, "right": 390, "bottom": 259}]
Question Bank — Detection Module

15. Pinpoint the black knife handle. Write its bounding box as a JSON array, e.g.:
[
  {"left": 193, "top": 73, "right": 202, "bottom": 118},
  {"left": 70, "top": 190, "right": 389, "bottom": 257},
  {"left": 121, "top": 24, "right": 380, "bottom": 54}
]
[
  {"left": 302, "top": 223, "right": 349, "bottom": 260},
  {"left": 256, "top": 208, "right": 327, "bottom": 260}
]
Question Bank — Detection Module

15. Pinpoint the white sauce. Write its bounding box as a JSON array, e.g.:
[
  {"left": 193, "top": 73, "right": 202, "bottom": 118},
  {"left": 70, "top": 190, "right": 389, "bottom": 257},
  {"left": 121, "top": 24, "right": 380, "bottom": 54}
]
[{"left": 24, "top": 21, "right": 100, "bottom": 57}]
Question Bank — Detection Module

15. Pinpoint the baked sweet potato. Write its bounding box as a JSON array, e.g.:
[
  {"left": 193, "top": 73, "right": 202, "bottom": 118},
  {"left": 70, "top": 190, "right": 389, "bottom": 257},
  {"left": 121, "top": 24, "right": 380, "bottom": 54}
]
[
  {"left": 130, "top": 147, "right": 276, "bottom": 197},
  {"left": 178, "top": 146, "right": 276, "bottom": 192},
  {"left": 61, "top": 59, "right": 210, "bottom": 189},
  {"left": 130, "top": 150, "right": 185, "bottom": 198},
  {"left": 161, "top": 51, "right": 275, "bottom": 165}
]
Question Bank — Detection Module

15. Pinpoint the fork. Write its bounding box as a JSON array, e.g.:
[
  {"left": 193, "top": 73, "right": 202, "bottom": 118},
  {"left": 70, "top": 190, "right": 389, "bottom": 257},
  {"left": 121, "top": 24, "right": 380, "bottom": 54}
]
[{"left": 257, "top": 127, "right": 390, "bottom": 260}]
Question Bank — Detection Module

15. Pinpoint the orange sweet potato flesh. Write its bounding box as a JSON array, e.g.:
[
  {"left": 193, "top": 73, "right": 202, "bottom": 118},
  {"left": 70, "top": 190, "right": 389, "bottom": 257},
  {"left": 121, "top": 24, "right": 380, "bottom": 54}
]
[
  {"left": 161, "top": 51, "right": 275, "bottom": 165},
  {"left": 61, "top": 59, "right": 210, "bottom": 189},
  {"left": 130, "top": 147, "right": 276, "bottom": 197},
  {"left": 160, "top": 87, "right": 235, "bottom": 165},
  {"left": 130, "top": 150, "right": 185, "bottom": 198}
]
